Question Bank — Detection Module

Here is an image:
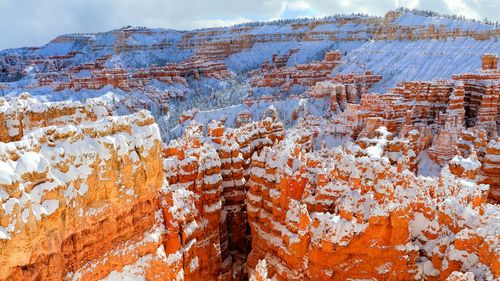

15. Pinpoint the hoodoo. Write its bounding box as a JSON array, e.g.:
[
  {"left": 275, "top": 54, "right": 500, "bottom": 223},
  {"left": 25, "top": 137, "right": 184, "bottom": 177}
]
[{"left": 0, "top": 8, "right": 499, "bottom": 281}]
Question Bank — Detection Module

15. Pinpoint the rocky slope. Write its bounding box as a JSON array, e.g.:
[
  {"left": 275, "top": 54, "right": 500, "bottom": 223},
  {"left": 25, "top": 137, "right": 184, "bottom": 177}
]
[
  {"left": 0, "top": 8, "right": 499, "bottom": 281},
  {"left": 1, "top": 9, "right": 500, "bottom": 134},
  {"left": 0, "top": 102, "right": 166, "bottom": 280}
]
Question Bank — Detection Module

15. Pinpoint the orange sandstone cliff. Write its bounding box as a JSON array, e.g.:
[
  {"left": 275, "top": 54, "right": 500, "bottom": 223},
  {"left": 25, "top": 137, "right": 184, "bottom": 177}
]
[{"left": 0, "top": 12, "right": 499, "bottom": 280}]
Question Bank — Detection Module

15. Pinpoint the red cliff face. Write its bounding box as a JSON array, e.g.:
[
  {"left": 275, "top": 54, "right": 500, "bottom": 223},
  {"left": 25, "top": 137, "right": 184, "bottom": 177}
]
[
  {"left": 0, "top": 106, "right": 167, "bottom": 280},
  {"left": 33, "top": 54, "right": 231, "bottom": 94},
  {"left": 162, "top": 118, "right": 284, "bottom": 280},
  {"left": 251, "top": 51, "right": 342, "bottom": 92},
  {"left": 0, "top": 12, "right": 499, "bottom": 279},
  {"left": 179, "top": 12, "right": 500, "bottom": 52},
  {"left": 1, "top": 88, "right": 497, "bottom": 280},
  {"left": 306, "top": 72, "right": 383, "bottom": 113},
  {"left": 480, "top": 139, "right": 500, "bottom": 201},
  {"left": 245, "top": 125, "right": 498, "bottom": 280},
  {"left": 481, "top": 54, "right": 499, "bottom": 71}
]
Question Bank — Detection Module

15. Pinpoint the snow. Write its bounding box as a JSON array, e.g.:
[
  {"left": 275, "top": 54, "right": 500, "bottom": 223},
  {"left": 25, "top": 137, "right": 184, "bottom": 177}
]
[
  {"left": 15, "top": 152, "right": 49, "bottom": 175},
  {"left": 0, "top": 226, "right": 11, "bottom": 240},
  {"left": 396, "top": 13, "right": 495, "bottom": 31},
  {"left": 166, "top": 251, "right": 182, "bottom": 265},
  {"left": 375, "top": 262, "right": 392, "bottom": 274},
  {"left": 449, "top": 155, "right": 481, "bottom": 171},
  {"left": 0, "top": 162, "right": 17, "bottom": 185},
  {"left": 183, "top": 220, "right": 199, "bottom": 237},
  {"left": 0, "top": 12, "right": 499, "bottom": 278},
  {"left": 1, "top": 10, "right": 498, "bottom": 147},
  {"left": 189, "top": 256, "right": 199, "bottom": 271},
  {"left": 99, "top": 255, "right": 152, "bottom": 281},
  {"left": 415, "top": 258, "right": 439, "bottom": 279},
  {"left": 334, "top": 38, "right": 500, "bottom": 93},
  {"left": 417, "top": 150, "right": 441, "bottom": 177},
  {"left": 285, "top": 199, "right": 306, "bottom": 224},
  {"left": 409, "top": 212, "right": 432, "bottom": 237},
  {"left": 447, "top": 271, "right": 475, "bottom": 281},
  {"left": 0, "top": 110, "right": 161, "bottom": 239},
  {"left": 204, "top": 200, "right": 222, "bottom": 213},
  {"left": 361, "top": 127, "right": 391, "bottom": 159},
  {"left": 0, "top": 94, "right": 110, "bottom": 140},
  {"left": 488, "top": 139, "right": 500, "bottom": 150},
  {"left": 310, "top": 212, "right": 368, "bottom": 246}
]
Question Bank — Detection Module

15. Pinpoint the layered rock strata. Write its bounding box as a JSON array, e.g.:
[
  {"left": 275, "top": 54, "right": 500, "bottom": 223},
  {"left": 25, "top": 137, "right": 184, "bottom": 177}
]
[
  {"left": 245, "top": 126, "right": 498, "bottom": 280},
  {"left": 251, "top": 51, "right": 341, "bottom": 92},
  {"left": 163, "top": 118, "right": 284, "bottom": 280},
  {"left": 34, "top": 54, "right": 230, "bottom": 93},
  {"left": 0, "top": 110, "right": 166, "bottom": 280},
  {"left": 0, "top": 93, "right": 110, "bottom": 142}
]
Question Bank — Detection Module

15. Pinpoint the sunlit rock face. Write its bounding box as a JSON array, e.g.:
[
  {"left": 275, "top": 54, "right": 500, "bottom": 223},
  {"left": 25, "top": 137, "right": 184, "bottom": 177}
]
[
  {"left": 162, "top": 118, "right": 284, "bottom": 280},
  {"left": 241, "top": 54, "right": 499, "bottom": 280},
  {"left": 0, "top": 106, "right": 167, "bottom": 280},
  {"left": 245, "top": 125, "right": 497, "bottom": 280},
  {"left": 250, "top": 51, "right": 342, "bottom": 91},
  {"left": 0, "top": 93, "right": 110, "bottom": 142},
  {"left": 0, "top": 9, "right": 499, "bottom": 281}
]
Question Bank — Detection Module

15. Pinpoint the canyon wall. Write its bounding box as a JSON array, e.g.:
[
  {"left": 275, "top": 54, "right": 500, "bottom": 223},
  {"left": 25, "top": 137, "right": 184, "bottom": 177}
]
[
  {"left": 2, "top": 10, "right": 499, "bottom": 97},
  {"left": 0, "top": 105, "right": 167, "bottom": 280},
  {"left": 251, "top": 51, "right": 341, "bottom": 92},
  {"left": 245, "top": 126, "right": 498, "bottom": 280},
  {"left": 0, "top": 93, "right": 110, "bottom": 142},
  {"left": 0, "top": 96, "right": 289, "bottom": 281},
  {"left": 163, "top": 118, "right": 284, "bottom": 280},
  {"left": 0, "top": 10, "right": 499, "bottom": 281}
]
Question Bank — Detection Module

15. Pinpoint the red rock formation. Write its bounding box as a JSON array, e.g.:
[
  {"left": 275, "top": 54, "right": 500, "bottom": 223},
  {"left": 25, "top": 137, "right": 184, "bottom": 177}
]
[
  {"left": 163, "top": 118, "right": 284, "bottom": 280},
  {"left": 249, "top": 259, "right": 272, "bottom": 281},
  {"left": 2, "top": 10, "right": 499, "bottom": 92},
  {"left": 194, "top": 36, "right": 256, "bottom": 61},
  {"left": 34, "top": 54, "right": 231, "bottom": 94},
  {"left": 338, "top": 58, "right": 499, "bottom": 203},
  {"left": 481, "top": 139, "right": 500, "bottom": 201},
  {"left": 1, "top": 23, "right": 500, "bottom": 280},
  {"left": 180, "top": 11, "right": 500, "bottom": 52},
  {"left": 251, "top": 51, "right": 341, "bottom": 92},
  {"left": 342, "top": 56, "right": 498, "bottom": 175},
  {"left": 235, "top": 111, "right": 252, "bottom": 127},
  {"left": 0, "top": 110, "right": 167, "bottom": 280},
  {"left": 306, "top": 72, "right": 382, "bottom": 113},
  {"left": 164, "top": 125, "right": 228, "bottom": 280},
  {"left": 262, "top": 49, "right": 298, "bottom": 70},
  {"left": 234, "top": 56, "right": 500, "bottom": 280},
  {"left": 245, "top": 125, "right": 497, "bottom": 280},
  {"left": 0, "top": 93, "right": 110, "bottom": 142},
  {"left": 481, "top": 54, "right": 498, "bottom": 70},
  {"left": 453, "top": 55, "right": 499, "bottom": 130}
]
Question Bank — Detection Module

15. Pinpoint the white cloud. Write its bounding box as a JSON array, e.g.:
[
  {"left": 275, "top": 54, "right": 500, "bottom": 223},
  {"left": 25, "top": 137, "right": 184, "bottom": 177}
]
[
  {"left": 396, "top": 0, "right": 420, "bottom": 9},
  {"left": 287, "top": 0, "right": 312, "bottom": 11},
  {"left": 443, "top": 0, "right": 481, "bottom": 19},
  {"left": 0, "top": 0, "right": 498, "bottom": 50}
]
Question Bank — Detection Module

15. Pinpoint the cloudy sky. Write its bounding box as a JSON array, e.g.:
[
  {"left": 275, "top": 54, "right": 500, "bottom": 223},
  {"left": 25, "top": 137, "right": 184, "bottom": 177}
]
[{"left": 0, "top": 0, "right": 498, "bottom": 50}]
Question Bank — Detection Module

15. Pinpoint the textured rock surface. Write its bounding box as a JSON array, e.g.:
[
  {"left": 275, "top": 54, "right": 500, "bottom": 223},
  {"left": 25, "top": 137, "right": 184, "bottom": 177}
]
[
  {"left": 163, "top": 118, "right": 284, "bottom": 280},
  {"left": 0, "top": 93, "right": 110, "bottom": 142},
  {"left": 0, "top": 108, "right": 166, "bottom": 280},
  {"left": 39, "top": 55, "right": 230, "bottom": 93},
  {"left": 251, "top": 51, "right": 341, "bottom": 92},
  {"left": 245, "top": 125, "right": 498, "bottom": 280},
  {"left": 0, "top": 9, "right": 499, "bottom": 281}
]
